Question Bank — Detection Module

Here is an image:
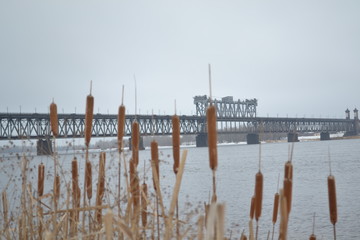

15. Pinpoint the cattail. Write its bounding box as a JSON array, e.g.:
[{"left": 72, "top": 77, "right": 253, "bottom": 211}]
[
  {"left": 327, "top": 175, "right": 337, "bottom": 225},
  {"left": 240, "top": 232, "right": 248, "bottom": 240},
  {"left": 85, "top": 94, "right": 94, "bottom": 147},
  {"left": 309, "top": 234, "right": 316, "bottom": 240},
  {"left": 118, "top": 105, "right": 126, "bottom": 151},
  {"left": 134, "top": 180, "right": 140, "bottom": 207},
  {"left": 53, "top": 175, "right": 60, "bottom": 201},
  {"left": 71, "top": 157, "right": 80, "bottom": 227},
  {"left": 207, "top": 105, "right": 218, "bottom": 171},
  {"left": 151, "top": 140, "right": 159, "bottom": 191},
  {"left": 129, "top": 158, "right": 135, "bottom": 179},
  {"left": 132, "top": 121, "right": 140, "bottom": 167},
  {"left": 71, "top": 158, "right": 79, "bottom": 202},
  {"left": 75, "top": 185, "right": 81, "bottom": 222},
  {"left": 141, "top": 182, "right": 148, "bottom": 228},
  {"left": 134, "top": 176, "right": 140, "bottom": 207},
  {"left": 284, "top": 161, "right": 293, "bottom": 180},
  {"left": 283, "top": 178, "right": 292, "bottom": 216},
  {"left": 254, "top": 171, "right": 263, "bottom": 221},
  {"left": 250, "top": 196, "right": 255, "bottom": 220},
  {"left": 50, "top": 102, "right": 59, "bottom": 137},
  {"left": 71, "top": 158, "right": 79, "bottom": 186},
  {"left": 131, "top": 174, "right": 140, "bottom": 225},
  {"left": 272, "top": 193, "right": 280, "bottom": 224},
  {"left": 38, "top": 163, "right": 45, "bottom": 197},
  {"left": 96, "top": 152, "right": 106, "bottom": 222},
  {"left": 86, "top": 161, "right": 92, "bottom": 199},
  {"left": 98, "top": 152, "right": 106, "bottom": 199},
  {"left": 172, "top": 115, "right": 180, "bottom": 174}
]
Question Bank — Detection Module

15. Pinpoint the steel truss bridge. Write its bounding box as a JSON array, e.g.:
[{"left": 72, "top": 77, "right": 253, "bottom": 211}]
[
  {"left": 0, "top": 113, "right": 357, "bottom": 140},
  {"left": 0, "top": 95, "right": 358, "bottom": 141}
]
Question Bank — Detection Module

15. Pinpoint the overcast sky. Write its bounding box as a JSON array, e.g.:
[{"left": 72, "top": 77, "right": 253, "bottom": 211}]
[{"left": 1, "top": 1, "right": 359, "bottom": 118}]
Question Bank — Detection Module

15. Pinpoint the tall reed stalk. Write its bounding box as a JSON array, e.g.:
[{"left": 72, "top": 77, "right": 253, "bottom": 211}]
[
  {"left": 172, "top": 113, "right": 180, "bottom": 239},
  {"left": 96, "top": 152, "right": 106, "bottom": 224},
  {"left": 83, "top": 83, "right": 94, "bottom": 231},
  {"left": 117, "top": 86, "right": 126, "bottom": 217}
]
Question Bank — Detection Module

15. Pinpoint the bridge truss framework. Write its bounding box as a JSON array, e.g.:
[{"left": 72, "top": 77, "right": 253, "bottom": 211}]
[{"left": 0, "top": 113, "right": 356, "bottom": 140}]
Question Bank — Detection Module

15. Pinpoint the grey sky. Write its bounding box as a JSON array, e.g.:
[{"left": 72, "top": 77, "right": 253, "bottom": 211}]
[{"left": 1, "top": 1, "right": 359, "bottom": 118}]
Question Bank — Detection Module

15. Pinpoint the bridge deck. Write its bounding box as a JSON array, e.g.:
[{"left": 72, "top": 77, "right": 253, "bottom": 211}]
[{"left": 0, "top": 113, "right": 356, "bottom": 140}]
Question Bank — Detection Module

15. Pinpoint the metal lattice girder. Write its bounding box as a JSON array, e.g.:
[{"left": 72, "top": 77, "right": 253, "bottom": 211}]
[
  {"left": 194, "top": 95, "right": 258, "bottom": 118},
  {"left": 0, "top": 113, "right": 203, "bottom": 140},
  {"left": 215, "top": 117, "right": 355, "bottom": 134},
  {"left": 0, "top": 113, "right": 356, "bottom": 140}
]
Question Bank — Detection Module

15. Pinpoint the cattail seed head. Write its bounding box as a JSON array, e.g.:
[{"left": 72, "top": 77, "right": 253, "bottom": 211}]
[
  {"left": 309, "top": 234, "right": 316, "bottom": 240},
  {"left": 283, "top": 178, "right": 293, "bottom": 216},
  {"left": 327, "top": 175, "right": 337, "bottom": 225},
  {"left": 85, "top": 94, "right": 94, "bottom": 147},
  {"left": 117, "top": 105, "right": 126, "bottom": 152},
  {"left": 95, "top": 152, "right": 106, "bottom": 223},
  {"left": 132, "top": 176, "right": 140, "bottom": 206},
  {"left": 131, "top": 121, "right": 140, "bottom": 167},
  {"left": 98, "top": 152, "right": 106, "bottom": 199},
  {"left": 50, "top": 102, "right": 59, "bottom": 137},
  {"left": 254, "top": 171, "right": 263, "bottom": 221},
  {"left": 86, "top": 161, "right": 92, "bottom": 199},
  {"left": 284, "top": 161, "right": 293, "bottom": 181},
  {"left": 38, "top": 163, "right": 45, "bottom": 197},
  {"left": 141, "top": 182, "right": 148, "bottom": 228},
  {"left": 250, "top": 196, "right": 255, "bottom": 220},
  {"left": 129, "top": 159, "right": 136, "bottom": 190},
  {"left": 54, "top": 175, "right": 60, "bottom": 200},
  {"left": 172, "top": 115, "right": 180, "bottom": 174},
  {"left": 272, "top": 193, "right": 280, "bottom": 224},
  {"left": 71, "top": 158, "right": 79, "bottom": 201},
  {"left": 207, "top": 105, "right": 218, "bottom": 171},
  {"left": 71, "top": 157, "right": 78, "bottom": 183},
  {"left": 151, "top": 140, "right": 159, "bottom": 191},
  {"left": 240, "top": 233, "right": 248, "bottom": 240}
]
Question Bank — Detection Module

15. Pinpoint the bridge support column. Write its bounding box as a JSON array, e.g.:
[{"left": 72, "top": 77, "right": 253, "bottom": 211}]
[
  {"left": 287, "top": 132, "right": 299, "bottom": 142},
  {"left": 320, "top": 132, "right": 331, "bottom": 141},
  {"left": 247, "top": 133, "right": 259, "bottom": 144},
  {"left": 129, "top": 137, "right": 145, "bottom": 150},
  {"left": 196, "top": 133, "right": 208, "bottom": 147},
  {"left": 37, "top": 138, "right": 53, "bottom": 155}
]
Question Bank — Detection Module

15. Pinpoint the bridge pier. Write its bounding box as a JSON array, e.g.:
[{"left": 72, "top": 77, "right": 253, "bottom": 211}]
[
  {"left": 320, "top": 132, "right": 331, "bottom": 141},
  {"left": 196, "top": 133, "right": 208, "bottom": 147},
  {"left": 37, "top": 138, "right": 53, "bottom": 155},
  {"left": 128, "top": 137, "right": 145, "bottom": 150},
  {"left": 247, "top": 133, "right": 260, "bottom": 144},
  {"left": 287, "top": 132, "right": 299, "bottom": 142}
]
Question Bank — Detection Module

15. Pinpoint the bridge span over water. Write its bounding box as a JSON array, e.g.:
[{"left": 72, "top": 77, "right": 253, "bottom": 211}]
[{"left": 0, "top": 96, "right": 359, "bottom": 153}]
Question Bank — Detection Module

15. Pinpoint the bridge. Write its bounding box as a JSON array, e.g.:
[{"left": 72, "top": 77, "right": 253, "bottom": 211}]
[{"left": 0, "top": 96, "right": 359, "bottom": 153}]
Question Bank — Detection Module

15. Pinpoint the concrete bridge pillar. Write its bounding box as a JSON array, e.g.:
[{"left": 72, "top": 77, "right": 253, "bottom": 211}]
[
  {"left": 247, "top": 133, "right": 259, "bottom": 144},
  {"left": 287, "top": 132, "right": 299, "bottom": 142},
  {"left": 320, "top": 132, "right": 331, "bottom": 141},
  {"left": 196, "top": 133, "right": 208, "bottom": 147},
  {"left": 129, "top": 137, "right": 145, "bottom": 150},
  {"left": 37, "top": 138, "right": 53, "bottom": 155}
]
